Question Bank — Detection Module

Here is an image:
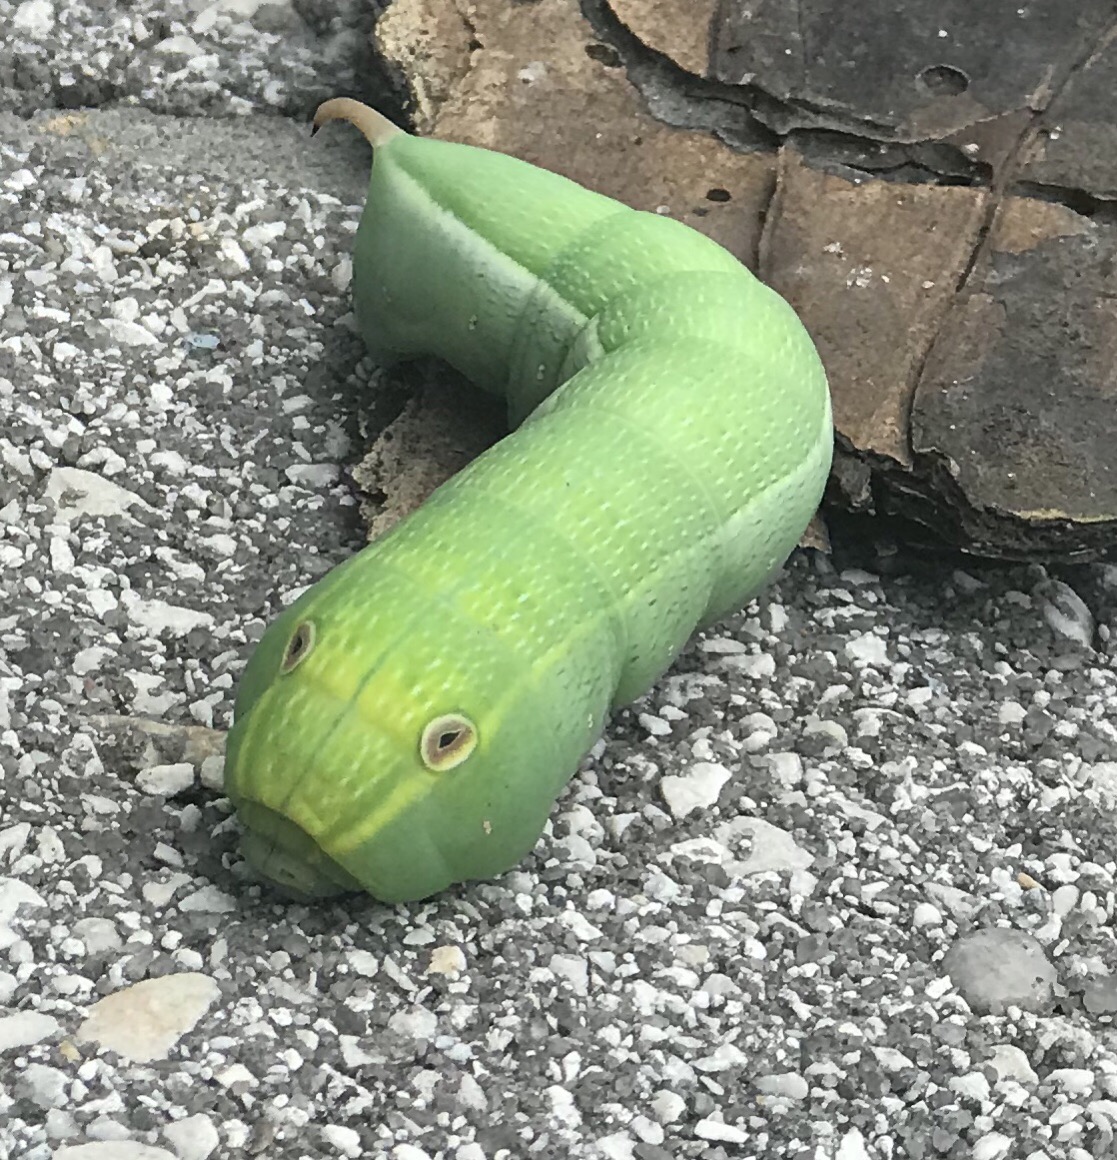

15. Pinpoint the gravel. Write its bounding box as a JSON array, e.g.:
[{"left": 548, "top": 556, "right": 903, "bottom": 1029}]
[{"left": 3, "top": 6, "right": 1117, "bottom": 1160}]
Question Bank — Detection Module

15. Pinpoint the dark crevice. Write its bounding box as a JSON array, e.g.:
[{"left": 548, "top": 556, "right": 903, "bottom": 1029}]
[
  {"left": 779, "top": 126, "right": 991, "bottom": 187},
  {"left": 828, "top": 443, "right": 1117, "bottom": 566},
  {"left": 1010, "top": 180, "right": 1117, "bottom": 224}
]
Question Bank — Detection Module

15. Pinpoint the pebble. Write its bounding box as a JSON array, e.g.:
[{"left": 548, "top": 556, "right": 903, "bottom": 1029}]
[
  {"left": 755, "top": 1072, "right": 809, "bottom": 1099},
  {"left": 322, "top": 1125, "right": 363, "bottom": 1158},
  {"left": 659, "top": 762, "right": 730, "bottom": 818},
  {"left": 694, "top": 1119, "right": 748, "bottom": 1144},
  {"left": 1038, "top": 579, "right": 1094, "bottom": 648},
  {"left": 393, "top": 1145, "right": 433, "bottom": 1160},
  {"left": 54, "top": 1147, "right": 176, "bottom": 1160},
  {"left": 136, "top": 763, "right": 195, "bottom": 796},
  {"left": 162, "top": 1114, "right": 220, "bottom": 1160},
  {"left": 972, "top": 1133, "right": 1013, "bottom": 1160},
  {"left": 941, "top": 928, "right": 1058, "bottom": 1014},
  {"left": 1049, "top": 1069, "right": 1096, "bottom": 1095},
  {"left": 596, "top": 1133, "right": 635, "bottom": 1160},
  {"left": 12, "top": 0, "right": 56, "bottom": 37},
  {"left": 988, "top": 1044, "right": 1039, "bottom": 1085},
  {"left": 845, "top": 631, "right": 889, "bottom": 665},
  {"left": 178, "top": 886, "right": 237, "bottom": 913},
  {"left": 15, "top": 1063, "right": 68, "bottom": 1108},
  {"left": 75, "top": 973, "right": 221, "bottom": 1063},
  {"left": 1052, "top": 884, "right": 1080, "bottom": 916},
  {"left": 835, "top": 1128, "right": 872, "bottom": 1160},
  {"left": 650, "top": 1091, "right": 686, "bottom": 1124},
  {"left": 0, "top": 1011, "right": 59, "bottom": 1052},
  {"left": 1083, "top": 975, "right": 1117, "bottom": 1015},
  {"left": 720, "top": 817, "right": 814, "bottom": 875},
  {"left": 722, "top": 651, "right": 776, "bottom": 678}
]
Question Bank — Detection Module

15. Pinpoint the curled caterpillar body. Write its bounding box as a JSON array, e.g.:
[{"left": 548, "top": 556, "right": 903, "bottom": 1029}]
[{"left": 223, "top": 99, "right": 834, "bottom": 903}]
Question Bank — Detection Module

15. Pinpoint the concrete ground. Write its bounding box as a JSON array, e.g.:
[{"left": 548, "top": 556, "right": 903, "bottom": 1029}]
[{"left": 2, "top": 3, "right": 1117, "bottom": 1159}]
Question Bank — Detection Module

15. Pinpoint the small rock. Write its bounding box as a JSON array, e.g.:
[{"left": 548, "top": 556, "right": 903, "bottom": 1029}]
[
  {"left": 845, "top": 631, "right": 889, "bottom": 666},
  {"left": 322, "top": 1125, "right": 362, "bottom": 1158},
  {"left": 178, "top": 886, "right": 236, "bottom": 913},
  {"left": 73, "top": 917, "right": 121, "bottom": 954},
  {"left": 12, "top": 0, "right": 55, "bottom": 38},
  {"left": 721, "top": 651, "right": 775, "bottom": 679},
  {"left": 835, "top": 1127, "right": 872, "bottom": 1160},
  {"left": 949, "top": 1071, "right": 991, "bottom": 1102},
  {"left": 649, "top": 1090, "right": 686, "bottom": 1124},
  {"left": 1038, "top": 579, "right": 1094, "bottom": 648},
  {"left": 100, "top": 318, "right": 159, "bottom": 346},
  {"left": 388, "top": 1006, "right": 437, "bottom": 1040},
  {"left": 595, "top": 1133, "right": 635, "bottom": 1160},
  {"left": 216, "top": 1063, "right": 256, "bottom": 1090},
  {"left": 15, "top": 1062, "right": 68, "bottom": 1108},
  {"left": 199, "top": 756, "right": 225, "bottom": 792},
  {"left": 755, "top": 1072, "right": 808, "bottom": 1099},
  {"left": 720, "top": 817, "right": 813, "bottom": 875},
  {"left": 286, "top": 463, "right": 340, "bottom": 488},
  {"left": 694, "top": 1119, "right": 748, "bottom": 1144},
  {"left": 0, "top": 876, "right": 47, "bottom": 922},
  {"left": 346, "top": 949, "right": 379, "bottom": 977},
  {"left": 136, "top": 763, "right": 195, "bottom": 796},
  {"left": 393, "top": 1146, "right": 433, "bottom": 1160},
  {"left": 1051, "top": 884, "right": 1079, "bottom": 916},
  {"left": 0, "top": 1011, "right": 59, "bottom": 1052},
  {"left": 659, "top": 762, "right": 730, "bottom": 818},
  {"left": 1048, "top": 1068, "right": 1095, "bottom": 1095},
  {"left": 873, "top": 1047, "right": 914, "bottom": 1071},
  {"left": 941, "top": 928, "right": 1057, "bottom": 1014},
  {"left": 76, "top": 973, "right": 220, "bottom": 1063},
  {"left": 767, "top": 751, "right": 803, "bottom": 788},
  {"left": 971, "top": 1132, "right": 1012, "bottom": 1160},
  {"left": 163, "top": 1114, "right": 220, "bottom": 1160},
  {"left": 802, "top": 717, "right": 849, "bottom": 753},
  {"left": 987, "top": 1044, "right": 1039, "bottom": 1085},
  {"left": 54, "top": 1146, "right": 176, "bottom": 1160},
  {"left": 549, "top": 953, "right": 588, "bottom": 995},
  {"left": 1083, "top": 974, "right": 1117, "bottom": 1015}
]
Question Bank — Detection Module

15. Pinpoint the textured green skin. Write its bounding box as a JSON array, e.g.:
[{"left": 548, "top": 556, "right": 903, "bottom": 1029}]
[{"left": 223, "top": 128, "right": 833, "bottom": 903}]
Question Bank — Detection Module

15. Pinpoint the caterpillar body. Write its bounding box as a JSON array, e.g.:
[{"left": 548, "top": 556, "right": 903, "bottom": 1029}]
[{"left": 223, "top": 98, "right": 833, "bottom": 903}]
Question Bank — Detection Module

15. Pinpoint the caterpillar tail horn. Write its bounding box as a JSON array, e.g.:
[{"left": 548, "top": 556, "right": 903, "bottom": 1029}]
[{"left": 311, "top": 97, "right": 405, "bottom": 146}]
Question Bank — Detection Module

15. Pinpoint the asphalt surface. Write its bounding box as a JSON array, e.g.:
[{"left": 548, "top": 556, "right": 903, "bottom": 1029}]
[{"left": 3, "top": 4, "right": 1117, "bottom": 1160}]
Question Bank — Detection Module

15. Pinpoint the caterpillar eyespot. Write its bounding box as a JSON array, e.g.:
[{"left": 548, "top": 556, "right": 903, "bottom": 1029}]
[
  {"left": 420, "top": 714, "right": 477, "bottom": 771},
  {"left": 281, "top": 621, "right": 315, "bottom": 673}
]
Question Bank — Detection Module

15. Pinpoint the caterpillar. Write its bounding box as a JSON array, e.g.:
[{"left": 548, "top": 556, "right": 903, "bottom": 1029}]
[{"left": 222, "top": 97, "right": 833, "bottom": 904}]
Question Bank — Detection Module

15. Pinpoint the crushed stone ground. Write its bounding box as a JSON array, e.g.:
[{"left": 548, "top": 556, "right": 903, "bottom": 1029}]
[{"left": 3, "top": 4, "right": 1117, "bottom": 1160}]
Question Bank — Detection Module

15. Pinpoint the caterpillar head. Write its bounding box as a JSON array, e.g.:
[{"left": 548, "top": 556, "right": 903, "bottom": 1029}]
[{"left": 222, "top": 552, "right": 581, "bottom": 904}]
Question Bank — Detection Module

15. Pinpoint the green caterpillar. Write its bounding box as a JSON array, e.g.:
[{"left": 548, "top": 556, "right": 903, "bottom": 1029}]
[{"left": 223, "top": 98, "right": 833, "bottom": 903}]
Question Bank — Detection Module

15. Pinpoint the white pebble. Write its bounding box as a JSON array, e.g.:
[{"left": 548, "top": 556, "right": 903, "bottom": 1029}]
[
  {"left": 321, "top": 1125, "right": 362, "bottom": 1159},
  {"left": 660, "top": 762, "right": 730, "bottom": 818},
  {"left": 136, "top": 763, "right": 194, "bottom": 796},
  {"left": 845, "top": 631, "right": 889, "bottom": 665},
  {"left": 649, "top": 1090, "right": 685, "bottom": 1124},
  {"left": 695, "top": 1119, "right": 748, "bottom": 1144},
  {"left": 1052, "top": 884, "right": 1080, "bottom": 916}
]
